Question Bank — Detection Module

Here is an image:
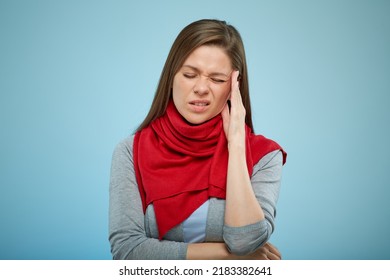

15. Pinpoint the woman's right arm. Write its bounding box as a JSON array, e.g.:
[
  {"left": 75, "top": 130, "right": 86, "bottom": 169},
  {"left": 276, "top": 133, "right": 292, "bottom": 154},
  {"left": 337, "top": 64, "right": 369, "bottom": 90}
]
[
  {"left": 187, "top": 242, "right": 281, "bottom": 260},
  {"left": 109, "top": 137, "right": 187, "bottom": 259}
]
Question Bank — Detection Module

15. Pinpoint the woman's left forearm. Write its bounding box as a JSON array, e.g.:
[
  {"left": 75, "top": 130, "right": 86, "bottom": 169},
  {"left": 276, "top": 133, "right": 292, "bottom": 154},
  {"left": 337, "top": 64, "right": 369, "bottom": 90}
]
[
  {"left": 224, "top": 141, "right": 264, "bottom": 227},
  {"left": 222, "top": 71, "right": 264, "bottom": 227}
]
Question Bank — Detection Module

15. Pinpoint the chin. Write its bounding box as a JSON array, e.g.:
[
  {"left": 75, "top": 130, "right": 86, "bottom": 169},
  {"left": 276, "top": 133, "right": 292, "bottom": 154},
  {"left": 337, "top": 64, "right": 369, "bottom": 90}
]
[
  {"left": 186, "top": 119, "right": 206, "bottom": 126},
  {"left": 183, "top": 115, "right": 208, "bottom": 126}
]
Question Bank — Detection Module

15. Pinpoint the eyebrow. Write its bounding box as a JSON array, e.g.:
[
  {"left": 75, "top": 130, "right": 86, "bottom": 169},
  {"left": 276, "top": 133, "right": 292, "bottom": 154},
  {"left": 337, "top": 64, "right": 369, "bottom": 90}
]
[{"left": 181, "top": 65, "right": 230, "bottom": 77}]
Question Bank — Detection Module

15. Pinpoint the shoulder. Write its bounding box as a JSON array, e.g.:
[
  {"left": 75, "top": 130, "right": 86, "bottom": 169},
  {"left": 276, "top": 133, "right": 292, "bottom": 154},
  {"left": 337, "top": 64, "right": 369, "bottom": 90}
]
[
  {"left": 250, "top": 133, "right": 287, "bottom": 167},
  {"left": 112, "top": 134, "right": 135, "bottom": 161},
  {"left": 251, "top": 150, "right": 284, "bottom": 187},
  {"left": 255, "top": 150, "right": 283, "bottom": 171},
  {"left": 114, "top": 134, "right": 135, "bottom": 152}
]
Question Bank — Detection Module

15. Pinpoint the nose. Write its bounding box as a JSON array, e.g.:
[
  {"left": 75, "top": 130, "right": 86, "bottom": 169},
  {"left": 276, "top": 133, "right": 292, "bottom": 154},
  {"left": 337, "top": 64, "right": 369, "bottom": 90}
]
[{"left": 193, "top": 76, "right": 209, "bottom": 95}]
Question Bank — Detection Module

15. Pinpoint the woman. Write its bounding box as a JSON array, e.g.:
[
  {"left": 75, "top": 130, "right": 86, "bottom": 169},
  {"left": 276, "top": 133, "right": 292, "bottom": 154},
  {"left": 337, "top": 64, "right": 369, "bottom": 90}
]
[{"left": 109, "top": 19, "right": 287, "bottom": 260}]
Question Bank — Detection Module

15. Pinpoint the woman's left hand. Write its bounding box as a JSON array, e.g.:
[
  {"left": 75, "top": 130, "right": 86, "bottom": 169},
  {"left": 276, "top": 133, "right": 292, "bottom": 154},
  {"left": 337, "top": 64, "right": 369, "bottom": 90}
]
[
  {"left": 221, "top": 70, "right": 246, "bottom": 148},
  {"left": 241, "top": 242, "right": 282, "bottom": 260}
]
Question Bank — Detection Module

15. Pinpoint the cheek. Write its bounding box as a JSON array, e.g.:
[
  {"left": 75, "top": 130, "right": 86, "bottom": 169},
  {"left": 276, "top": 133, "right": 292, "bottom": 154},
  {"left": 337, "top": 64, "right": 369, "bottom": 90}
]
[
  {"left": 211, "top": 90, "right": 230, "bottom": 116},
  {"left": 172, "top": 76, "right": 191, "bottom": 99},
  {"left": 216, "top": 86, "right": 231, "bottom": 105},
  {"left": 171, "top": 76, "right": 182, "bottom": 102}
]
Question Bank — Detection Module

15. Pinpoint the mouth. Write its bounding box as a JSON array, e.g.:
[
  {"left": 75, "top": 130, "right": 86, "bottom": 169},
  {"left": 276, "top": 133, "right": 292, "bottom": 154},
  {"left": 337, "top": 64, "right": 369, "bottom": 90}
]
[
  {"left": 188, "top": 100, "right": 210, "bottom": 112},
  {"left": 189, "top": 100, "right": 210, "bottom": 106}
]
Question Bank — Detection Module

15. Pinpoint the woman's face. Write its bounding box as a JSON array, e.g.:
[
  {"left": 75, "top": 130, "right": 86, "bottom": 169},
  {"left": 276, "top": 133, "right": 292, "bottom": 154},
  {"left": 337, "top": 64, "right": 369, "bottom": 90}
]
[{"left": 172, "top": 45, "right": 233, "bottom": 125}]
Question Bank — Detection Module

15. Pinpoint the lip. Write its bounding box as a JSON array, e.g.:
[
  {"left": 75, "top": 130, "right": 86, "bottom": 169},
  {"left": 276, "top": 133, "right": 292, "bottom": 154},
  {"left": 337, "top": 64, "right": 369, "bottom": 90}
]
[{"left": 188, "top": 100, "right": 210, "bottom": 113}]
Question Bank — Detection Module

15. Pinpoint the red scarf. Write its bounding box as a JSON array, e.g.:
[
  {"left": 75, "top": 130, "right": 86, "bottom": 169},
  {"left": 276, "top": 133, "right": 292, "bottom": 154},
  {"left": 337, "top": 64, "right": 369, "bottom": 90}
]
[{"left": 133, "top": 101, "right": 286, "bottom": 239}]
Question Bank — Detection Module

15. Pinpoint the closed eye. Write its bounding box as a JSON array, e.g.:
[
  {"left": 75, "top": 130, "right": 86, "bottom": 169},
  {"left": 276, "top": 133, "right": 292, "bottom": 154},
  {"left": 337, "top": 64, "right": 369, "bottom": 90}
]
[
  {"left": 183, "top": 73, "right": 197, "bottom": 79},
  {"left": 210, "top": 77, "right": 228, "bottom": 83},
  {"left": 182, "top": 71, "right": 228, "bottom": 83}
]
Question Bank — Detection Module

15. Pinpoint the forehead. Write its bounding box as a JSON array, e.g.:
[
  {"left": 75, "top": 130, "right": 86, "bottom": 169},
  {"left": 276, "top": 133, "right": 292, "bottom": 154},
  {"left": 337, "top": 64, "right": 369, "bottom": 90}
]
[{"left": 182, "top": 45, "right": 232, "bottom": 73}]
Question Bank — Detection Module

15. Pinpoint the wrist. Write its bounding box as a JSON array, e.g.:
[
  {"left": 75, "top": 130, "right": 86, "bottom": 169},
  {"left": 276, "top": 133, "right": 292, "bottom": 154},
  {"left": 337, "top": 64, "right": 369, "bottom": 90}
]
[{"left": 227, "top": 139, "right": 246, "bottom": 153}]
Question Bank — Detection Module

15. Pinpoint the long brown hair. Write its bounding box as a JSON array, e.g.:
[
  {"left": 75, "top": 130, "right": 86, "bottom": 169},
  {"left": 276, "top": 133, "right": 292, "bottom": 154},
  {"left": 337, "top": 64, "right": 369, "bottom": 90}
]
[{"left": 136, "top": 19, "right": 254, "bottom": 132}]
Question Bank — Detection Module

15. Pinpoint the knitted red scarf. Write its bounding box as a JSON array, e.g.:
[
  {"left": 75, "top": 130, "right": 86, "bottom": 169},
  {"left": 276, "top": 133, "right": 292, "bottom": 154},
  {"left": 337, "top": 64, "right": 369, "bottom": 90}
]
[{"left": 133, "top": 101, "right": 286, "bottom": 239}]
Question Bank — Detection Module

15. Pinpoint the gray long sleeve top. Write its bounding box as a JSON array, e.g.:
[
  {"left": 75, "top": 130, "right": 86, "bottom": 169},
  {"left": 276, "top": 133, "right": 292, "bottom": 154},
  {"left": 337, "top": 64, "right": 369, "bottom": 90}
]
[{"left": 109, "top": 135, "right": 283, "bottom": 259}]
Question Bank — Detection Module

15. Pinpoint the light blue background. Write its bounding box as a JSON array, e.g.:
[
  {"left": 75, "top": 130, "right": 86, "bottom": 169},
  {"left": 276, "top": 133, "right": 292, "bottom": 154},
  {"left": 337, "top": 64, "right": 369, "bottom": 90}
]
[{"left": 1, "top": 0, "right": 389, "bottom": 259}]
